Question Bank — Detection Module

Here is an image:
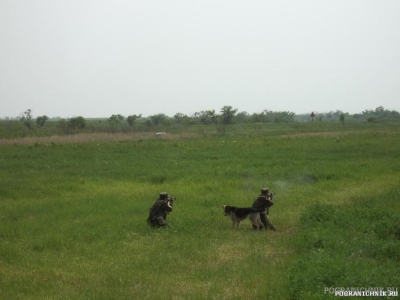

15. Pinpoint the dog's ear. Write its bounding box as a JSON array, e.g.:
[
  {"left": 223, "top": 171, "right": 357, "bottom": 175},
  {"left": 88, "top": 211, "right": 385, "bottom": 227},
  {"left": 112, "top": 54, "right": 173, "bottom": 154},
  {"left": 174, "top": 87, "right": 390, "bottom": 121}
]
[{"left": 223, "top": 205, "right": 231, "bottom": 212}]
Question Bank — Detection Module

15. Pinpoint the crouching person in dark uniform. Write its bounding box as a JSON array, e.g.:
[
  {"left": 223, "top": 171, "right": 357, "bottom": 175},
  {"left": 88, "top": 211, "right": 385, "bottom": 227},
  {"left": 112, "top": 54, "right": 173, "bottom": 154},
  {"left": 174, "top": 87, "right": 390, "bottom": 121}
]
[
  {"left": 147, "top": 192, "right": 174, "bottom": 228},
  {"left": 252, "top": 188, "right": 276, "bottom": 231}
]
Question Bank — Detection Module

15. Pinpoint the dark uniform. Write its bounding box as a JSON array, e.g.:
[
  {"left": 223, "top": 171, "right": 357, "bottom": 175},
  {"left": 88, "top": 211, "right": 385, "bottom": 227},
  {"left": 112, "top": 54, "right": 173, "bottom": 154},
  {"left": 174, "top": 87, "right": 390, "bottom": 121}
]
[
  {"left": 252, "top": 188, "right": 276, "bottom": 230},
  {"left": 147, "top": 192, "right": 173, "bottom": 228}
]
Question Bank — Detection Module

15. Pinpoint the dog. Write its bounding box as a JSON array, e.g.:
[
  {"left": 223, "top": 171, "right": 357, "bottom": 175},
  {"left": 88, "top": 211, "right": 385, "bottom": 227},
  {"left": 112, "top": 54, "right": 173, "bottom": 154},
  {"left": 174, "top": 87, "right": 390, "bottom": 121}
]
[{"left": 222, "top": 205, "right": 266, "bottom": 229}]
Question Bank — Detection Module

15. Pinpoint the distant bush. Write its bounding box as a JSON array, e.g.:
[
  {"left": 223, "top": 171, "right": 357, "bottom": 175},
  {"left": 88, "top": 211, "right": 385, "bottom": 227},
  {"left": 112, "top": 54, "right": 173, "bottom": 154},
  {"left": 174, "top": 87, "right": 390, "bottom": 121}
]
[
  {"left": 68, "top": 116, "right": 86, "bottom": 129},
  {"left": 36, "top": 115, "right": 49, "bottom": 128}
]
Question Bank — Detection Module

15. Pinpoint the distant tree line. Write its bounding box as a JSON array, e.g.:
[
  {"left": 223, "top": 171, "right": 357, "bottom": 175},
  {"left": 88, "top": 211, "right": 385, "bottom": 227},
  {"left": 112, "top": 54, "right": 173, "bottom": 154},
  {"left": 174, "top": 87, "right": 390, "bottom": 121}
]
[
  {"left": 0, "top": 106, "right": 399, "bottom": 138},
  {"left": 149, "top": 106, "right": 400, "bottom": 126},
  {"left": 293, "top": 106, "right": 400, "bottom": 123}
]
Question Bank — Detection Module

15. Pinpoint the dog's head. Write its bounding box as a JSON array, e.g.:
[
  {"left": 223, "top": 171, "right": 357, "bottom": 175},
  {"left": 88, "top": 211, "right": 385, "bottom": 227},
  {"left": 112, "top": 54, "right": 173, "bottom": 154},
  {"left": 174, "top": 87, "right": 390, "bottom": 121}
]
[{"left": 222, "top": 205, "right": 236, "bottom": 216}]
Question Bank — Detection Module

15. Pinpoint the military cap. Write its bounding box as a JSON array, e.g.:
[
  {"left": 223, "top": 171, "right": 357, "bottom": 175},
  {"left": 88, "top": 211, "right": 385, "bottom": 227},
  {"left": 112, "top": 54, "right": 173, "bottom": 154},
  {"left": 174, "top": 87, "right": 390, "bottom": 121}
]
[
  {"left": 159, "top": 192, "right": 168, "bottom": 199},
  {"left": 261, "top": 188, "right": 269, "bottom": 194}
]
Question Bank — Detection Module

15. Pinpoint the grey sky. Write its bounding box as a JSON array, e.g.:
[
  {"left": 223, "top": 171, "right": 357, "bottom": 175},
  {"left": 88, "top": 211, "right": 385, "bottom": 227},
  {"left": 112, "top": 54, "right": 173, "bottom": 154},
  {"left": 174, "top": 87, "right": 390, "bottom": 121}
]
[{"left": 1, "top": 0, "right": 399, "bottom": 119}]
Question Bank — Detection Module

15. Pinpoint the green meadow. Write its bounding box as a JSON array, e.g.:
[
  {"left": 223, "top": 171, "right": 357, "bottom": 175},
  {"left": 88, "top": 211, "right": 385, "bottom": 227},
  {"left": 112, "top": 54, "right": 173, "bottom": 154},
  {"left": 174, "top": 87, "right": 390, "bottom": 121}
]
[{"left": 0, "top": 122, "right": 399, "bottom": 299}]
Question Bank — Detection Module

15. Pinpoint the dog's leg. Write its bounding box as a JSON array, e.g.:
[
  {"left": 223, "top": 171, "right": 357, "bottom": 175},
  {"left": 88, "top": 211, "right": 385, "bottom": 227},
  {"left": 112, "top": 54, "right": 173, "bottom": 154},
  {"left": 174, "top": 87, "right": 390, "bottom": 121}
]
[
  {"left": 249, "top": 213, "right": 260, "bottom": 230},
  {"left": 231, "top": 216, "right": 241, "bottom": 228}
]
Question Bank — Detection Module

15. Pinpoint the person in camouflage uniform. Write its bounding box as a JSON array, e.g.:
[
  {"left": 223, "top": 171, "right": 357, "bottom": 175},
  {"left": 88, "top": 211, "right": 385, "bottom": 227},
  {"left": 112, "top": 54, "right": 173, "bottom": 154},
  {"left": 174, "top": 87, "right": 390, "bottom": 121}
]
[
  {"left": 252, "top": 188, "right": 276, "bottom": 231},
  {"left": 147, "top": 192, "right": 174, "bottom": 228}
]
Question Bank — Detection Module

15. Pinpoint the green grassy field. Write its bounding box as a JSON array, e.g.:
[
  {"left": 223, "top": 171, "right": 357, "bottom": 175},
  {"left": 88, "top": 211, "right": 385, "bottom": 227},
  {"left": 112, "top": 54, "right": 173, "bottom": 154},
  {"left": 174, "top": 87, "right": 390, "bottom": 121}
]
[{"left": 1, "top": 122, "right": 399, "bottom": 299}]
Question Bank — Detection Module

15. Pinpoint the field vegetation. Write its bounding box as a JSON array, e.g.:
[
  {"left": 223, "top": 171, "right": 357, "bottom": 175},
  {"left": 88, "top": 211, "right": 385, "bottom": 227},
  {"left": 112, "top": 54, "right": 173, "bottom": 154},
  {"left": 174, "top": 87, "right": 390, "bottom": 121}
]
[
  {"left": 0, "top": 121, "right": 399, "bottom": 299},
  {"left": 1, "top": 105, "right": 399, "bottom": 140}
]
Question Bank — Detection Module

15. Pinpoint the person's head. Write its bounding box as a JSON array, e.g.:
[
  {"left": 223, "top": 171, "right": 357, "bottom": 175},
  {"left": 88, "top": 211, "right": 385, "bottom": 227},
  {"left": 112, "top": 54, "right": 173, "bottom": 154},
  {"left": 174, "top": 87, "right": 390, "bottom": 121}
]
[
  {"left": 261, "top": 188, "right": 269, "bottom": 195},
  {"left": 159, "top": 192, "right": 168, "bottom": 200}
]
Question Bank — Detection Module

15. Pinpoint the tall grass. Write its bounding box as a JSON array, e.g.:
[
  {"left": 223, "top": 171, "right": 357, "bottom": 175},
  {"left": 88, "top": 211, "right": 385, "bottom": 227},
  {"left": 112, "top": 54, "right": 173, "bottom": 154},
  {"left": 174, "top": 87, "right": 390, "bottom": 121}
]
[
  {"left": 0, "top": 122, "right": 399, "bottom": 299},
  {"left": 288, "top": 187, "right": 400, "bottom": 299}
]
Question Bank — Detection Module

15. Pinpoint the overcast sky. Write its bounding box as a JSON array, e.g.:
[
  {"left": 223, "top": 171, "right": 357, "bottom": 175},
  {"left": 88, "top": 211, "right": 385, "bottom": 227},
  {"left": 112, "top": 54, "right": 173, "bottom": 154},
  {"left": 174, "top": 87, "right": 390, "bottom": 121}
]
[{"left": 1, "top": 0, "right": 399, "bottom": 119}]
